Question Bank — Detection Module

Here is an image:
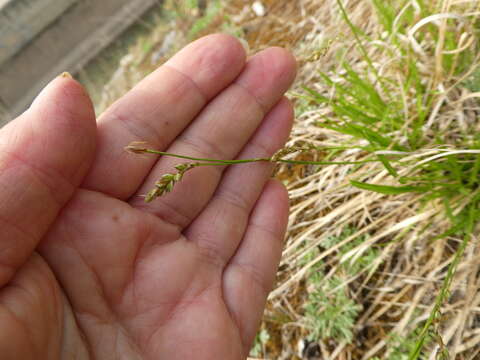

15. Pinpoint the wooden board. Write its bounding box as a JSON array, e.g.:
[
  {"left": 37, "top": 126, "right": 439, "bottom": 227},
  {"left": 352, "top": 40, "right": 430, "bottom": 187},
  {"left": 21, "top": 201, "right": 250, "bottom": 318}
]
[
  {"left": 0, "top": 0, "right": 160, "bottom": 124},
  {"left": 0, "top": 0, "right": 77, "bottom": 66}
]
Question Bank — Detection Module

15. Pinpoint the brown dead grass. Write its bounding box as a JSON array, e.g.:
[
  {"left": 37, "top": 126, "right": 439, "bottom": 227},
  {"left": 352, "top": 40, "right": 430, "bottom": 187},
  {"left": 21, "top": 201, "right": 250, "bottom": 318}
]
[{"left": 227, "top": 1, "right": 480, "bottom": 359}]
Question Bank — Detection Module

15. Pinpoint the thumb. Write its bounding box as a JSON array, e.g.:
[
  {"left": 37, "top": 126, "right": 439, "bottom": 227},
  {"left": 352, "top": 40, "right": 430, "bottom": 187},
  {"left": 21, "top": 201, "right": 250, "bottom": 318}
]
[{"left": 0, "top": 73, "right": 96, "bottom": 287}]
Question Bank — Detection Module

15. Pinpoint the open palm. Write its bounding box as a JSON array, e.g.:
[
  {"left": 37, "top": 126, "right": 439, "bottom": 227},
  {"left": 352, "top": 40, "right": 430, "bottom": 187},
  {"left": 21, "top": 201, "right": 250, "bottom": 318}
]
[{"left": 0, "top": 35, "right": 296, "bottom": 359}]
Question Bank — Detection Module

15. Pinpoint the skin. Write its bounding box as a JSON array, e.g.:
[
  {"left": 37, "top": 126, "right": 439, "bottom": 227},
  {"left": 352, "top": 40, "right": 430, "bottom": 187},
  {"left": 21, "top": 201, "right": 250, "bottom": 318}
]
[{"left": 0, "top": 34, "right": 296, "bottom": 359}]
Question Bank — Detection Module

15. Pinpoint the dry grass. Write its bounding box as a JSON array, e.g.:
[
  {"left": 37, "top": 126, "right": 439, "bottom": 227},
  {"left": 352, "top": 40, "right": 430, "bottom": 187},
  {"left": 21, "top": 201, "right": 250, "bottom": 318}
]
[
  {"left": 228, "top": 1, "right": 480, "bottom": 359},
  {"left": 88, "top": 0, "right": 480, "bottom": 359}
]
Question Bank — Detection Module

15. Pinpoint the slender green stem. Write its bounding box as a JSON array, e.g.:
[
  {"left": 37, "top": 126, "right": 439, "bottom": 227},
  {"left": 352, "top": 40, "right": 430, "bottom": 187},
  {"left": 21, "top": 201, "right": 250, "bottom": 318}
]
[
  {"left": 335, "top": 0, "right": 379, "bottom": 79},
  {"left": 140, "top": 148, "right": 376, "bottom": 166},
  {"left": 408, "top": 203, "right": 475, "bottom": 360},
  {"left": 193, "top": 162, "right": 238, "bottom": 167},
  {"left": 335, "top": 0, "right": 390, "bottom": 97},
  {"left": 276, "top": 159, "right": 376, "bottom": 165},
  {"left": 140, "top": 148, "right": 269, "bottom": 164}
]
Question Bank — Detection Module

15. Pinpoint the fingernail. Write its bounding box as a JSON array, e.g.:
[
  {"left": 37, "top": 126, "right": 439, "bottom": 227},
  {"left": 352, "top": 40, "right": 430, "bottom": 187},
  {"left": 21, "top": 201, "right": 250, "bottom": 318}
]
[{"left": 59, "top": 72, "right": 73, "bottom": 79}]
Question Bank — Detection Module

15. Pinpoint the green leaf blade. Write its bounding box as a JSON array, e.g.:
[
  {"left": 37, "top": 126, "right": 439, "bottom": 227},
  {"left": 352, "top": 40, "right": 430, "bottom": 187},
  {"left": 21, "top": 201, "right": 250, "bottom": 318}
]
[{"left": 350, "top": 181, "right": 430, "bottom": 195}]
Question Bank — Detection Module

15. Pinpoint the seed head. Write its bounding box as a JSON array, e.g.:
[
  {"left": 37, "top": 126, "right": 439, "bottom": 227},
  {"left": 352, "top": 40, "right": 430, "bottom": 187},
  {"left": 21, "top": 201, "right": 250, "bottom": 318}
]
[
  {"left": 125, "top": 141, "right": 150, "bottom": 154},
  {"left": 144, "top": 162, "right": 198, "bottom": 202},
  {"left": 271, "top": 142, "right": 318, "bottom": 162}
]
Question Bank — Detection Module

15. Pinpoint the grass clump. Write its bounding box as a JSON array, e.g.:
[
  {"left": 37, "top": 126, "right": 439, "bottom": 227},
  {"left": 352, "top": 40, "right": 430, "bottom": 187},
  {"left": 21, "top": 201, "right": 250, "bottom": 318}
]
[
  {"left": 291, "top": 0, "right": 480, "bottom": 357},
  {"left": 268, "top": 0, "right": 480, "bottom": 358}
]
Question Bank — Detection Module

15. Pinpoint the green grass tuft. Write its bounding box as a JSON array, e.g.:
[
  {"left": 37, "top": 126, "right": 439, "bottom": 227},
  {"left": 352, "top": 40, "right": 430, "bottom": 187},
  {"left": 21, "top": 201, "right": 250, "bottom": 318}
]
[{"left": 301, "top": 0, "right": 480, "bottom": 357}]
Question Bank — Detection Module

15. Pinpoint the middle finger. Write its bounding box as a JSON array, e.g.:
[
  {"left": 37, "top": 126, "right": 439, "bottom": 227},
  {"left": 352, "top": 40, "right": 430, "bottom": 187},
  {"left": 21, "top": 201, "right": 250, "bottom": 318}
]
[{"left": 130, "top": 47, "right": 296, "bottom": 228}]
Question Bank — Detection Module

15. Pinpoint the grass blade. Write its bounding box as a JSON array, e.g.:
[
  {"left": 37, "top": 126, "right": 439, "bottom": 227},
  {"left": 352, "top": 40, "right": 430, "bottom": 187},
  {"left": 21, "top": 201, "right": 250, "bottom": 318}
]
[{"left": 350, "top": 181, "right": 430, "bottom": 195}]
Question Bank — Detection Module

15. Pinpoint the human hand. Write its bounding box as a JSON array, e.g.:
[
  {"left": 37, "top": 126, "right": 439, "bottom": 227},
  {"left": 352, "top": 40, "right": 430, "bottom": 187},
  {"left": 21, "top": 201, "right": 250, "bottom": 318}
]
[{"left": 0, "top": 34, "right": 296, "bottom": 359}]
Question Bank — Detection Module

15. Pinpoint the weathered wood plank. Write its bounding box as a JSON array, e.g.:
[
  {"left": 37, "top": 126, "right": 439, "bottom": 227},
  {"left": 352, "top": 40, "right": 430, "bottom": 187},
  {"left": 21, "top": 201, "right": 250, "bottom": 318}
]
[
  {"left": 0, "top": 0, "right": 78, "bottom": 65},
  {"left": 0, "top": 0, "right": 13, "bottom": 8},
  {"left": 0, "top": 0, "right": 160, "bottom": 123}
]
